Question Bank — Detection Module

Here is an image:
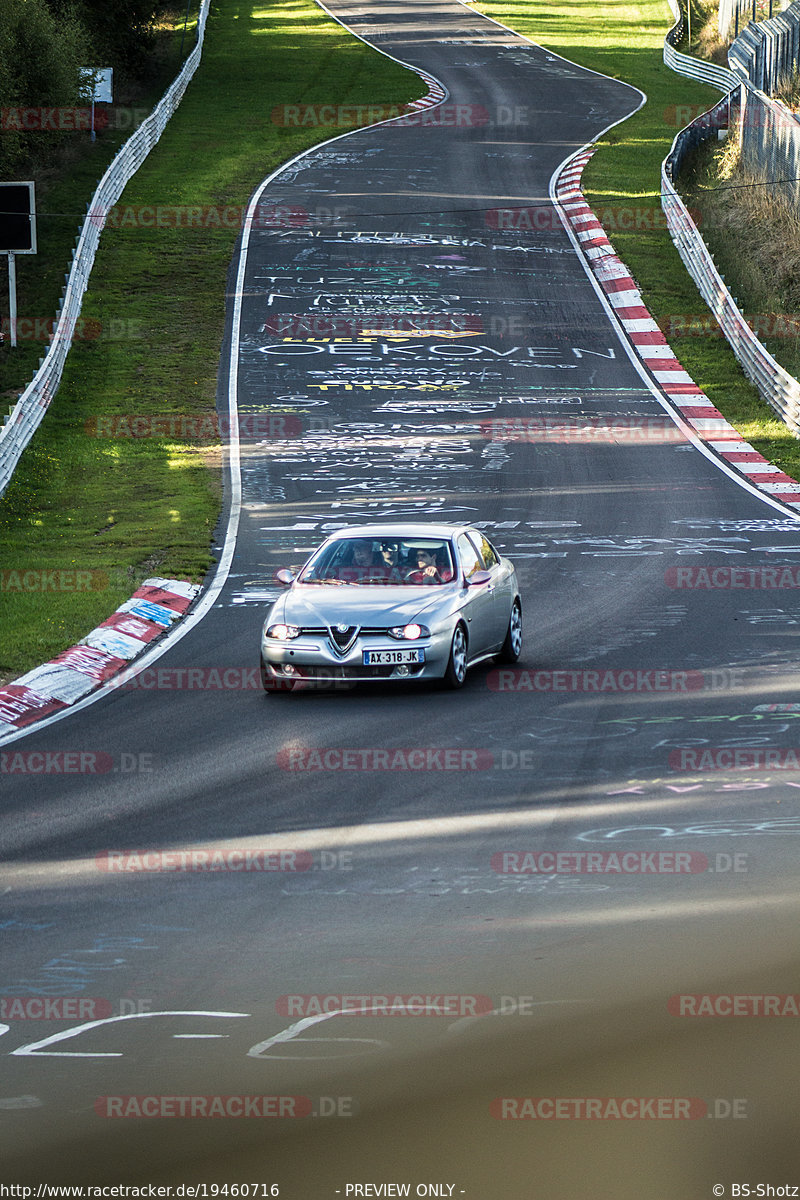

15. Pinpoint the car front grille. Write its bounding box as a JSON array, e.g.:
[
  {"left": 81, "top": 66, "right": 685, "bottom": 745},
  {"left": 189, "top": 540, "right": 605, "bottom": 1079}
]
[
  {"left": 294, "top": 627, "right": 401, "bottom": 657},
  {"left": 277, "top": 664, "right": 424, "bottom": 681}
]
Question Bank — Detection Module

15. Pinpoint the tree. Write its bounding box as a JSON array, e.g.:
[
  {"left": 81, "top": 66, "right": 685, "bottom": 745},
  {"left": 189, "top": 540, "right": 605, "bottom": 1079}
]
[{"left": 0, "top": 0, "right": 89, "bottom": 175}]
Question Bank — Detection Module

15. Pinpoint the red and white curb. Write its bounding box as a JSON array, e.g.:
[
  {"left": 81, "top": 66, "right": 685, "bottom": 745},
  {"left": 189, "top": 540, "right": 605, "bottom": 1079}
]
[
  {"left": 0, "top": 578, "right": 200, "bottom": 730},
  {"left": 403, "top": 70, "right": 447, "bottom": 111},
  {"left": 555, "top": 148, "right": 800, "bottom": 509}
]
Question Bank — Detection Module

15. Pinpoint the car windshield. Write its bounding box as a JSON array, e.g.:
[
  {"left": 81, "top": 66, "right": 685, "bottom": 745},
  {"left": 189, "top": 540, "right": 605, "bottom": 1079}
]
[{"left": 299, "top": 538, "right": 456, "bottom": 586}]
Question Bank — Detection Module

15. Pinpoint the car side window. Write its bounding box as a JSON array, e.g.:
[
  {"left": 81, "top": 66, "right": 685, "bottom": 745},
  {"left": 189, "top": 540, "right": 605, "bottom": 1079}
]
[
  {"left": 457, "top": 533, "right": 483, "bottom": 579},
  {"left": 472, "top": 533, "right": 499, "bottom": 569}
]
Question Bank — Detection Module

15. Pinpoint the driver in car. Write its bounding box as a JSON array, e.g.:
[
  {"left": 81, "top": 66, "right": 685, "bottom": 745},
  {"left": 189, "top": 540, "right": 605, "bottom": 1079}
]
[{"left": 405, "top": 546, "right": 454, "bottom": 585}]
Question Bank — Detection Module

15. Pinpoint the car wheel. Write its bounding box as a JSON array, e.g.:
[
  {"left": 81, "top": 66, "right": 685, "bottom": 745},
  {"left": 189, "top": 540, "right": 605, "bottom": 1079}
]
[
  {"left": 497, "top": 600, "right": 523, "bottom": 664},
  {"left": 443, "top": 624, "right": 468, "bottom": 689},
  {"left": 261, "top": 656, "right": 295, "bottom": 693}
]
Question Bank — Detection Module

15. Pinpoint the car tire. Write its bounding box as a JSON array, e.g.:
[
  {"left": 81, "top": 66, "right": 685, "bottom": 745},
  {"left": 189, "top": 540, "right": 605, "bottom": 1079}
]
[
  {"left": 443, "top": 624, "right": 468, "bottom": 689},
  {"left": 261, "top": 656, "right": 295, "bottom": 693},
  {"left": 497, "top": 599, "right": 523, "bottom": 664}
]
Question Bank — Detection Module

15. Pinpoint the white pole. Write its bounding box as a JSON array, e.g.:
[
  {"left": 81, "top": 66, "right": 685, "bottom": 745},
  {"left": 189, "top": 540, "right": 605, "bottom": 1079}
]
[{"left": 8, "top": 252, "right": 17, "bottom": 349}]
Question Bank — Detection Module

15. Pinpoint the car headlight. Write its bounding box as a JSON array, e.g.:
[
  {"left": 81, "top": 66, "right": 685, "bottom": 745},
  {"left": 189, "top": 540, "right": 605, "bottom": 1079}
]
[
  {"left": 388, "top": 623, "right": 430, "bottom": 641},
  {"left": 266, "top": 623, "right": 302, "bottom": 640}
]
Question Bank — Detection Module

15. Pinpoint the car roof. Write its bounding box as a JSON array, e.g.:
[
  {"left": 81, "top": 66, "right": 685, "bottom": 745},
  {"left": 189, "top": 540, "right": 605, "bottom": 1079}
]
[{"left": 323, "top": 523, "right": 473, "bottom": 541}]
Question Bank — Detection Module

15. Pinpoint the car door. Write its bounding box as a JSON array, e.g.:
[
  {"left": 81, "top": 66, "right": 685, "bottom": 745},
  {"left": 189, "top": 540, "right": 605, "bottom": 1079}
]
[
  {"left": 466, "top": 530, "right": 512, "bottom": 648},
  {"left": 456, "top": 532, "right": 496, "bottom": 658}
]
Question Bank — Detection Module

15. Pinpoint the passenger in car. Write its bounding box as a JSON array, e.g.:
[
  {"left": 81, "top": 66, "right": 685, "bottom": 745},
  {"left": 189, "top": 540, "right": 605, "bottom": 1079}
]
[{"left": 373, "top": 541, "right": 404, "bottom": 583}]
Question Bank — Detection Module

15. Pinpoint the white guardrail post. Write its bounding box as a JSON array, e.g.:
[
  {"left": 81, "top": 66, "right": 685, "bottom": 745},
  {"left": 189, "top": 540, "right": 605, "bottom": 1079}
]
[
  {"left": 661, "top": 0, "right": 800, "bottom": 437},
  {"left": 0, "top": 0, "right": 211, "bottom": 496}
]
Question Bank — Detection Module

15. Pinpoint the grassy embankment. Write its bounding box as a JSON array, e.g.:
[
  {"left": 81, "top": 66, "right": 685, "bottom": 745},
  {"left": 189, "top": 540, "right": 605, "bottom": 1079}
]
[
  {"left": 0, "top": 0, "right": 424, "bottom": 680},
  {"left": 679, "top": 0, "right": 800, "bottom": 394},
  {"left": 471, "top": 0, "right": 800, "bottom": 479},
  {"left": 679, "top": 119, "right": 800, "bottom": 385}
]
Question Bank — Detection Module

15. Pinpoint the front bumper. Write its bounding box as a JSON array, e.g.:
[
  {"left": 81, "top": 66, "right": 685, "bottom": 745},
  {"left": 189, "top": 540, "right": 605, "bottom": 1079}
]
[{"left": 261, "top": 628, "right": 453, "bottom": 683}]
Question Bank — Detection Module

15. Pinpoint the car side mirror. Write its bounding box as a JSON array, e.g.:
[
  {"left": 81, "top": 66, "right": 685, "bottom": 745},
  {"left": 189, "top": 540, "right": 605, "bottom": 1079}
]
[
  {"left": 275, "top": 568, "right": 295, "bottom": 585},
  {"left": 467, "top": 570, "right": 492, "bottom": 586}
]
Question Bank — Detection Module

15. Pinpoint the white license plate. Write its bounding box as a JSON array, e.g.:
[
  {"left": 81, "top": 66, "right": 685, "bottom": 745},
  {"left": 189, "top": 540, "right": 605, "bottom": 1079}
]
[{"left": 363, "top": 648, "right": 425, "bottom": 666}]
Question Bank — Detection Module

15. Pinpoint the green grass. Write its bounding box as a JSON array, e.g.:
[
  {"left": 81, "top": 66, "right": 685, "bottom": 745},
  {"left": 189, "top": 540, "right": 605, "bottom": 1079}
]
[
  {"left": 470, "top": 0, "right": 800, "bottom": 480},
  {"left": 0, "top": 0, "right": 424, "bottom": 679}
]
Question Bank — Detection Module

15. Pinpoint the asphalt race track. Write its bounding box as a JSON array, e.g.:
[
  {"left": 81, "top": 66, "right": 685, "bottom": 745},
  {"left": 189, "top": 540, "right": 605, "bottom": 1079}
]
[{"left": 2, "top": 1, "right": 800, "bottom": 1194}]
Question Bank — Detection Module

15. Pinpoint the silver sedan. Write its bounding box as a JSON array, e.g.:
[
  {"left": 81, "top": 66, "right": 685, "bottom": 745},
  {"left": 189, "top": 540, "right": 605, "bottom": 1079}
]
[{"left": 260, "top": 523, "right": 522, "bottom": 691}]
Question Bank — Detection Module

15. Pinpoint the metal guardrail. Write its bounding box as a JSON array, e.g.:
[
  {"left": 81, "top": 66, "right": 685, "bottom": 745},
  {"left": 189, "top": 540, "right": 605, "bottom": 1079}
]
[
  {"left": 663, "top": 0, "right": 739, "bottom": 91},
  {"left": 661, "top": 91, "right": 800, "bottom": 436},
  {"left": 0, "top": 0, "right": 211, "bottom": 498}
]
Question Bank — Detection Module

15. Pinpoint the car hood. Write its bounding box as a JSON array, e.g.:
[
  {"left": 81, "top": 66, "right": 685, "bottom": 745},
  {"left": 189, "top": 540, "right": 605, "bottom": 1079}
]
[{"left": 274, "top": 585, "right": 455, "bottom": 628}]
